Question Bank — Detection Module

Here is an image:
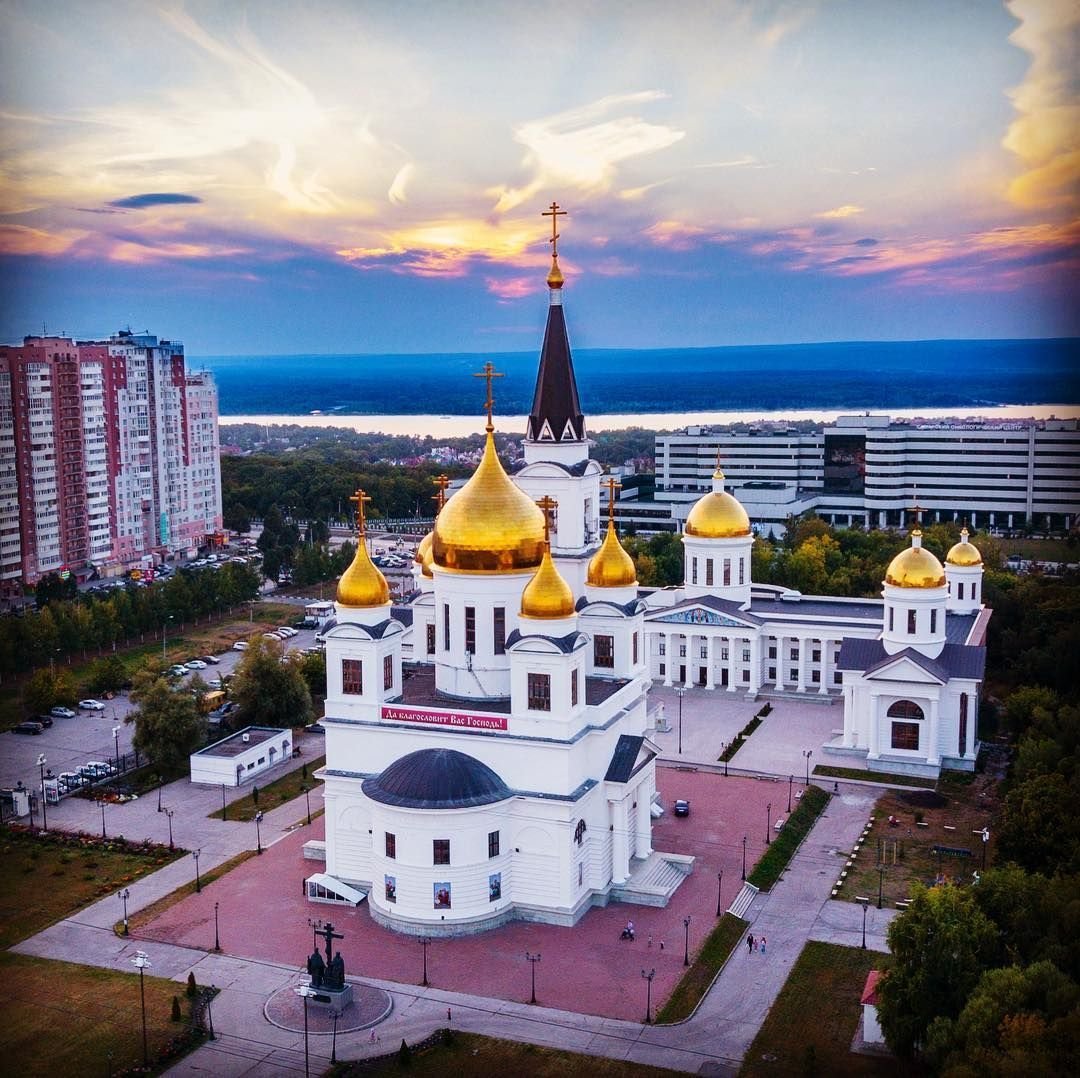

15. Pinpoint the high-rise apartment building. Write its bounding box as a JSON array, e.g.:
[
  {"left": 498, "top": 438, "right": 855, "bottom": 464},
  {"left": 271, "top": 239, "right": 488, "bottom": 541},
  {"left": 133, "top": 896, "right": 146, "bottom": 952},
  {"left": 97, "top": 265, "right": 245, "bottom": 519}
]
[{"left": 0, "top": 330, "right": 222, "bottom": 595}]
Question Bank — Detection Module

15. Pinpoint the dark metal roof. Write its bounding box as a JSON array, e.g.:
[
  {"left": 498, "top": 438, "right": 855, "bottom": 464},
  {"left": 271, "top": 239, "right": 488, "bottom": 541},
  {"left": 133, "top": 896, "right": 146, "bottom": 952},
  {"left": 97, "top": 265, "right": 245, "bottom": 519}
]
[
  {"left": 391, "top": 607, "right": 414, "bottom": 627},
  {"left": 512, "top": 458, "right": 593, "bottom": 477},
  {"left": 944, "top": 612, "right": 976, "bottom": 644},
  {"left": 605, "top": 734, "right": 644, "bottom": 782},
  {"left": 504, "top": 629, "right": 584, "bottom": 654},
  {"left": 750, "top": 597, "right": 883, "bottom": 621},
  {"left": 526, "top": 303, "right": 585, "bottom": 443},
  {"left": 576, "top": 595, "right": 644, "bottom": 615},
  {"left": 837, "top": 639, "right": 986, "bottom": 681},
  {"left": 362, "top": 748, "right": 512, "bottom": 809}
]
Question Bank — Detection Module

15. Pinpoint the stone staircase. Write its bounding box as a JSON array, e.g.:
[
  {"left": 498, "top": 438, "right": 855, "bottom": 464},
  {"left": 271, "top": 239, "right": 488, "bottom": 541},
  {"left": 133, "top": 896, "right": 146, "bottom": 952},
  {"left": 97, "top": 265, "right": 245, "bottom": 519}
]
[
  {"left": 611, "top": 851, "right": 695, "bottom": 907},
  {"left": 727, "top": 881, "right": 759, "bottom": 919}
]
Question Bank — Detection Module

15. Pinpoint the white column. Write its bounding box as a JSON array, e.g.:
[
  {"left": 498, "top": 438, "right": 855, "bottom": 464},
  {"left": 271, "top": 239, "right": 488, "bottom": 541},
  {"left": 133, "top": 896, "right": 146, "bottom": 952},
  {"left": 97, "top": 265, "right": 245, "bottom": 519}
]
[
  {"left": 818, "top": 638, "right": 830, "bottom": 694},
  {"left": 796, "top": 637, "right": 808, "bottom": 693},
  {"left": 635, "top": 780, "right": 653, "bottom": 858},
  {"left": 843, "top": 684, "right": 856, "bottom": 746},
  {"left": 663, "top": 633, "right": 673, "bottom": 686},
  {"left": 748, "top": 634, "right": 761, "bottom": 692},
  {"left": 705, "top": 635, "right": 715, "bottom": 690},
  {"left": 967, "top": 696, "right": 977, "bottom": 757},
  {"left": 726, "top": 635, "right": 737, "bottom": 691},
  {"left": 927, "top": 696, "right": 941, "bottom": 765},
  {"left": 776, "top": 636, "right": 786, "bottom": 689},
  {"left": 868, "top": 691, "right": 880, "bottom": 757},
  {"left": 611, "top": 800, "right": 629, "bottom": 884}
]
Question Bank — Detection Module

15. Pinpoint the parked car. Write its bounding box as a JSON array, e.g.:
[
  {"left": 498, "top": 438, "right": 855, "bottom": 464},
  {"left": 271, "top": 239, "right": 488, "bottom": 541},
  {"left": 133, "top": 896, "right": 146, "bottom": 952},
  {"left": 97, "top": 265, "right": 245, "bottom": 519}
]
[
  {"left": 85, "top": 761, "right": 117, "bottom": 778},
  {"left": 168, "top": 664, "right": 190, "bottom": 677},
  {"left": 33, "top": 714, "right": 55, "bottom": 727},
  {"left": 79, "top": 699, "right": 106, "bottom": 711},
  {"left": 185, "top": 660, "right": 208, "bottom": 670},
  {"left": 263, "top": 632, "right": 283, "bottom": 640},
  {"left": 14, "top": 721, "right": 44, "bottom": 735},
  {"left": 200, "top": 655, "right": 221, "bottom": 665},
  {"left": 57, "top": 771, "right": 84, "bottom": 792},
  {"left": 207, "top": 677, "right": 223, "bottom": 690},
  {"left": 277, "top": 626, "right": 298, "bottom": 637},
  {"left": 673, "top": 799, "right": 691, "bottom": 817},
  {"left": 49, "top": 705, "right": 76, "bottom": 719},
  {"left": 232, "top": 640, "right": 249, "bottom": 651}
]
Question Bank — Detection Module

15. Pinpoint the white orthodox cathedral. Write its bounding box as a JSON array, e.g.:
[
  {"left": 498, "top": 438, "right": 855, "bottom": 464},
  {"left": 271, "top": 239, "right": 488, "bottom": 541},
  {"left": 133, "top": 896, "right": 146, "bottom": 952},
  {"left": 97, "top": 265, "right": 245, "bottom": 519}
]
[{"left": 309, "top": 208, "right": 988, "bottom": 933}]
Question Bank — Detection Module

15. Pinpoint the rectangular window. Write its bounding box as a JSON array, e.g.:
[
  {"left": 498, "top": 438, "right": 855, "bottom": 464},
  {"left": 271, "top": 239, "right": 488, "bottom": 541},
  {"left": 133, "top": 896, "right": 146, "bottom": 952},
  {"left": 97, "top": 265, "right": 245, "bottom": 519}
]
[
  {"left": 769, "top": 666, "right": 776, "bottom": 679},
  {"left": 426, "top": 623, "right": 436, "bottom": 656},
  {"left": 790, "top": 648, "right": 799, "bottom": 661},
  {"left": 742, "top": 649, "right": 751, "bottom": 662},
  {"left": 632, "top": 632, "right": 639, "bottom": 665},
  {"left": 383, "top": 654, "right": 393, "bottom": 691},
  {"left": 742, "top": 670, "right": 750, "bottom": 682},
  {"left": 493, "top": 607, "right": 506, "bottom": 655},
  {"left": 342, "top": 658, "right": 362, "bottom": 695},
  {"left": 706, "top": 560, "right": 714, "bottom": 586},
  {"left": 813, "top": 649, "right": 821, "bottom": 662},
  {"left": 891, "top": 722, "right": 920, "bottom": 751},
  {"left": 958, "top": 582, "right": 965, "bottom": 601},
  {"left": 571, "top": 667, "right": 579, "bottom": 706},
  {"left": 691, "top": 558, "right": 698, "bottom": 585},
  {"left": 811, "top": 670, "right": 821, "bottom": 683},
  {"left": 834, "top": 671, "right": 843, "bottom": 684},
  {"left": 679, "top": 644, "right": 687, "bottom": 657},
  {"left": 464, "top": 606, "right": 476, "bottom": 654},
  {"left": 443, "top": 603, "right": 450, "bottom": 650},
  {"left": 790, "top": 668, "right": 798, "bottom": 681},
  {"left": 488, "top": 830, "right": 500, "bottom": 858},
  {"left": 739, "top": 558, "right": 745, "bottom": 586},
  {"left": 433, "top": 839, "right": 450, "bottom": 865},
  {"left": 907, "top": 609, "right": 917, "bottom": 634},
  {"left": 659, "top": 663, "right": 666, "bottom": 676},
  {"left": 528, "top": 672, "right": 551, "bottom": 711},
  {"left": 721, "top": 647, "right": 729, "bottom": 661},
  {"left": 700, "top": 646, "right": 708, "bottom": 659},
  {"left": 930, "top": 609, "right": 937, "bottom": 633},
  {"left": 594, "top": 635, "right": 615, "bottom": 668},
  {"left": 723, "top": 558, "right": 731, "bottom": 586},
  {"left": 768, "top": 646, "right": 777, "bottom": 659},
  {"left": 659, "top": 639, "right": 666, "bottom": 656},
  {"left": 889, "top": 607, "right": 895, "bottom": 632},
  {"left": 385, "top": 832, "right": 396, "bottom": 859}
]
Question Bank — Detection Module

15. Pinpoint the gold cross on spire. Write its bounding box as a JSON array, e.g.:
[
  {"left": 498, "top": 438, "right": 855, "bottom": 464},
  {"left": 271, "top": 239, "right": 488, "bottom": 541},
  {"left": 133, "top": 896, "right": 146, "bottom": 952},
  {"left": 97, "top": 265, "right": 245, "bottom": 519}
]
[
  {"left": 535, "top": 494, "right": 558, "bottom": 544},
  {"left": 349, "top": 488, "right": 372, "bottom": 536},
  {"left": 542, "top": 201, "right": 567, "bottom": 258},
  {"left": 604, "top": 475, "right": 622, "bottom": 524},
  {"left": 431, "top": 473, "right": 450, "bottom": 514},
  {"left": 908, "top": 496, "right": 925, "bottom": 534},
  {"left": 472, "top": 361, "right": 504, "bottom": 433}
]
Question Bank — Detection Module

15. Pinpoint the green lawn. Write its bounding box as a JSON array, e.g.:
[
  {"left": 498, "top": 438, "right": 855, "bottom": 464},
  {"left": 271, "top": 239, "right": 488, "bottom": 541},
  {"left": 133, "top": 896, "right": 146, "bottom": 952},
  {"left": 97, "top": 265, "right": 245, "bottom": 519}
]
[
  {"left": 656, "top": 913, "right": 748, "bottom": 1022},
  {"left": 747, "top": 785, "right": 829, "bottom": 891},
  {"left": 0, "top": 827, "right": 184, "bottom": 948},
  {"left": 0, "top": 952, "right": 208, "bottom": 1078},
  {"left": 813, "top": 765, "right": 937, "bottom": 789},
  {"left": 206, "top": 754, "right": 325, "bottom": 821},
  {"left": 333, "top": 1030, "right": 686, "bottom": 1077},
  {"left": 739, "top": 942, "right": 912, "bottom": 1077}
]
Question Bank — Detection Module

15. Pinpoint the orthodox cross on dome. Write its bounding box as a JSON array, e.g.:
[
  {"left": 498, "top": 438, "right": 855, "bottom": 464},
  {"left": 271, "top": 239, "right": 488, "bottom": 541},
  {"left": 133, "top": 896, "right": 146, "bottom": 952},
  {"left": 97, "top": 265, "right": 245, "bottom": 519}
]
[
  {"left": 472, "top": 361, "right": 504, "bottom": 433},
  {"left": 713, "top": 446, "right": 726, "bottom": 479},
  {"left": 542, "top": 201, "right": 566, "bottom": 259},
  {"left": 907, "top": 497, "right": 925, "bottom": 537},
  {"left": 318, "top": 921, "right": 343, "bottom": 969},
  {"left": 431, "top": 473, "right": 450, "bottom": 515},
  {"left": 349, "top": 488, "right": 372, "bottom": 536},
  {"left": 604, "top": 476, "right": 621, "bottom": 524},
  {"left": 535, "top": 494, "right": 559, "bottom": 543}
]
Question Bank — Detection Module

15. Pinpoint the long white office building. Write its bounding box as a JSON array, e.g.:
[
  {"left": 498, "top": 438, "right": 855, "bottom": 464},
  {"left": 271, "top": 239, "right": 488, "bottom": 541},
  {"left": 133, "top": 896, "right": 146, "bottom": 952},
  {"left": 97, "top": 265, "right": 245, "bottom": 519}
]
[{"left": 647, "top": 414, "right": 1080, "bottom": 536}]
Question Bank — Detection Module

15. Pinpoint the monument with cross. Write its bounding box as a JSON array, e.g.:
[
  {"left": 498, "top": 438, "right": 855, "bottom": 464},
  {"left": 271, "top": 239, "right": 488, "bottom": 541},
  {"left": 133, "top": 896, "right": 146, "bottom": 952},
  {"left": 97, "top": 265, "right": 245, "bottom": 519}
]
[{"left": 304, "top": 920, "right": 354, "bottom": 1013}]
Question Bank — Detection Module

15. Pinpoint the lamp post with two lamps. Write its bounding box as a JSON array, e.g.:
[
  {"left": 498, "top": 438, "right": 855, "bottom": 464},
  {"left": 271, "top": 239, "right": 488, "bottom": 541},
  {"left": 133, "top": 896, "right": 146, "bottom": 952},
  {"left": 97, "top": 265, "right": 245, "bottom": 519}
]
[
  {"left": 803, "top": 748, "right": 813, "bottom": 787},
  {"left": 118, "top": 888, "right": 130, "bottom": 935},
  {"left": 294, "top": 982, "right": 315, "bottom": 1078},
  {"left": 525, "top": 951, "right": 541, "bottom": 1004},
  {"left": 675, "top": 686, "right": 686, "bottom": 755},
  {"left": 642, "top": 968, "right": 656, "bottom": 1024},
  {"left": 741, "top": 835, "right": 747, "bottom": 881},
  {"left": 255, "top": 810, "right": 264, "bottom": 854},
  {"left": 683, "top": 915, "right": 692, "bottom": 966},
  {"left": 163, "top": 807, "right": 174, "bottom": 850},
  {"left": 112, "top": 726, "right": 122, "bottom": 772},
  {"left": 98, "top": 798, "right": 107, "bottom": 839},
  {"left": 715, "top": 869, "right": 724, "bottom": 917},
  {"left": 419, "top": 936, "right": 431, "bottom": 986},
  {"left": 302, "top": 783, "right": 312, "bottom": 825},
  {"left": 787, "top": 774, "right": 794, "bottom": 813},
  {"left": 214, "top": 901, "right": 221, "bottom": 952},
  {"left": 857, "top": 896, "right": 869, "bottom": 949},
  {"left": 765, "top": 802, "right": 772, "bottom": 846},
  {"left": 193, "top": 848, "right": 202, "bottom": 893},
  {"left": 37, "top": 754, "right": 48, "bottom": 832},
  {"left": 132, "top": 950, "right": 152, "bottom": 1068}
]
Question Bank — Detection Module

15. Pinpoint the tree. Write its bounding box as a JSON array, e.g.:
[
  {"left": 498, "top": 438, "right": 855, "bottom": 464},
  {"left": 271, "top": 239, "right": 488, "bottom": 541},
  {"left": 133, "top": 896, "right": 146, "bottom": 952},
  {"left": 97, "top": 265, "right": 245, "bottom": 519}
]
[
  {"left": 998, "top": 771, "right": 1080, "bottom": 877},
  {"left": 297, "top": 650, "right": 327, "bottom": 698},
  {"left": 24, "top": 667, "right": 77, "bottom": 715},
  {"left": 35, "top": 572, "right": 77, "bottom": 605},
  {"left": 126, "top": 675, "right": 205, "bottom": 775},
  {"left": 229, "top": 636, "right": 313, "bottom": 729},
  {"left": 877, "top": 882, "right": 1000, "bottom": 1057},
  {"left": 85, "top": 654, "right": 130, "bottom": 696}
]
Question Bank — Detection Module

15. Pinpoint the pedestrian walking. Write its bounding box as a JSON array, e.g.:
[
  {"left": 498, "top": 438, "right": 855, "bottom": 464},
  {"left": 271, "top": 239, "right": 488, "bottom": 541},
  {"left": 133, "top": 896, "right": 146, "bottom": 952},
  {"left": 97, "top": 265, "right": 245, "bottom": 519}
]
[
  {"left": 759, "top": 936, "right": 767, "bottom": 955},
  {"left": 447, "top": 1007, "right": 452, "bottom": 1022},
  {"left": 747, "top": 933, "right": 755, "bottom": 955},
  {"left": 370, "top": 1029, "right": 377, "bottom": 1044},
  {"left": 659, "top": 939, "right": 665, "bottom": 951},
  {"left": 648, "top": 934, "right": 653, "bottom": 949}
]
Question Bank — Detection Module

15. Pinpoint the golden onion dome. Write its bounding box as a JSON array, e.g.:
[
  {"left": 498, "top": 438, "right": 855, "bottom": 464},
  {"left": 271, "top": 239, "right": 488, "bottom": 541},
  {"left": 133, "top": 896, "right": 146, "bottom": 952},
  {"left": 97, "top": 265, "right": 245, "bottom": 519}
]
[
  {"left": 885, "top": 534, "right": 946, "bottom": 588},
  {"left": 337, "top": 538, "right": 390, "bottom": 607},
  {"left": 414, "top": 531, "right": 435, "bottom": 577},
  {"left": 685, "top": 479, "right": 752, "bottom": 539},
  {"left": 432, "top": 431, "right": 546, "bottom": 572},
  {"left": 521, "top": 547, "right": 576, "bottom": 618},
  {"left": 946, "top": 528, "right": 982, "bottom": 567},
  {"left": 587, "top": 520, "right": 638, "bottom": 588},
  {"left": 547, "top": 255, "right": 564, "bottom": 290}
]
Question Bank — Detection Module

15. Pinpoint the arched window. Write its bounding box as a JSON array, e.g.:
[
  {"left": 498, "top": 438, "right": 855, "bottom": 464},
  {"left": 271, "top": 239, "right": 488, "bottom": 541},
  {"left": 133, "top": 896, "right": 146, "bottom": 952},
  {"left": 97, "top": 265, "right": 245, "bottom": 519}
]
[
  {"left": 888, "top": 699, "right": 923, "bottom": 751},
  {"left": 574, "top": 819, "right": 587, "bottom": 846},
  {"left": 887, "top": 700, "right": 924, "bottom": 721}
]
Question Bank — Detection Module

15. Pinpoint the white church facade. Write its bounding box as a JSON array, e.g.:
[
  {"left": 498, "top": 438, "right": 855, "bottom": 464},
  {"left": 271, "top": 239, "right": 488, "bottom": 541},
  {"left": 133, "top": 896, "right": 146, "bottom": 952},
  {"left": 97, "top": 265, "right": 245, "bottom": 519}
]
[{"left": 312, "top": 206, "right": 988, "bottom": 932}]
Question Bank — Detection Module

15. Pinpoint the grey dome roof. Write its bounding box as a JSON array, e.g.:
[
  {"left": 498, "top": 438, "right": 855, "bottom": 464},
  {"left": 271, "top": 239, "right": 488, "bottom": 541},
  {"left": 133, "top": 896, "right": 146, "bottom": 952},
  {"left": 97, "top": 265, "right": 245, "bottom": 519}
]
[{"left": 362, "top": 748, "right": 512, "bottom": 810}]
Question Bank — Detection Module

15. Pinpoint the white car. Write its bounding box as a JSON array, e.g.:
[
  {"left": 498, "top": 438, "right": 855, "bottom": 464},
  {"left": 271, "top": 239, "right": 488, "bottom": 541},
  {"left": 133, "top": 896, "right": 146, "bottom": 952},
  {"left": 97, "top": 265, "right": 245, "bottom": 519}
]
[
  {"left": 185, "top": 660, "right": 208, "bottom": 670},
  {"left": 233, "top": 640, "right": 249, "bottom": 651},
  {"left": 277, "top": 627, "right": 298, "bottom": 637},
  {"left": 79, "top": 699, "right": 106, "bottom": 711}
]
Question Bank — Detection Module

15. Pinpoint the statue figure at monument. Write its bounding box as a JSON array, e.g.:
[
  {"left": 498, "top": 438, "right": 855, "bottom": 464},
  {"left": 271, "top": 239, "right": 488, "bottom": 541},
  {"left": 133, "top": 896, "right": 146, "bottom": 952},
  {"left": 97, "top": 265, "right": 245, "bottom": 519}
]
[
  {"left": 329, "top": 950, "right": 345, "bottom": 991},
  {"left": 306, "top": 948, "right": 325, "bottom": 988}
]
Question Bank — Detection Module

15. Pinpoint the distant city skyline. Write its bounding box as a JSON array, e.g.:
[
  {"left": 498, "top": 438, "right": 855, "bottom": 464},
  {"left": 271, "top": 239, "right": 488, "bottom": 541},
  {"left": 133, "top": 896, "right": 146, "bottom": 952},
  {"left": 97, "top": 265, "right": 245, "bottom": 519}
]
[{"left": 1, "top": 0, "right": 1077, "bottom": 354}]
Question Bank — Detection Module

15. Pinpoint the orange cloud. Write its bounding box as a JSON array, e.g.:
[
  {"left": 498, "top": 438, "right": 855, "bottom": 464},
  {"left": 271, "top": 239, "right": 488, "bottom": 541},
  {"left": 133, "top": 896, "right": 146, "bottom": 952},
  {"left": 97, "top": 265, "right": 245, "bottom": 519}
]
[
  {"left": 815, "top": 204, "right": 864, "bottom": 219},
  {"left": 643, "top": 219, "right": 705, "bottom": 251},
  {"left": 0, "top": 223, "right": 83, "bottom": 256}
]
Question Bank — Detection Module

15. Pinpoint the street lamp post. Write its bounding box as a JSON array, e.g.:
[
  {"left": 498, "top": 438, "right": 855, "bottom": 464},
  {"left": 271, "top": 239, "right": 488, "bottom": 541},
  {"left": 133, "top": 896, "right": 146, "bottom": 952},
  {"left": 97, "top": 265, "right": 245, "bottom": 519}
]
[
  {"left": 741, "top": 835, "right": 747, "bottom": 881},
  {"left": 307, "top": 918, "right": 324, "bottom": 952},
  {"left": 525, "top": 951, "right": 541, "bottom": 1004},
  {"left": 787, "top": 774, "right": 793, "bottom": 813},
  {"left": 980, "top": 827, "right": 989, "bottom": 870},
  {"left": 119, "top": 888, "right": 130, "bottom": 935},
  {"left": 164, "top": 807, "right": 174, "bottom": 851},
  {"left": 112, "top": 726, "right": 122, "bottom": 773},
  {"left": 132, "top": 951, "right": 152, "bottom": 1067},
  {"left": 214, "top": 901, "right": 221, "bottom": 952},
  {"left": 37, "top": 754, "right": 48, "bottom": 832},
  {"left": 294, "top": 983, "right": 315, "bottom": 1078},
  {"left": 205, "top": 985, "right": 216, "bottom": 1040},
  {"left": 766, "top": 802, "right": 772, "bottom": 846},
  {"left": 157, "top": 777, "right": 163, "bottom": 812},
  {"left": 302, "top": 783, "right": 312, "bottom": 825},
  {"left": 675, "top": 687, "right": 686, "bottom": 755},
  {"left": 857, "top": 897, "right": 868, "bottom": 949},
  {"left": 221, "top": 783, "right": 227, "bottom": 821},
  {"left": 419, "top": 936, "right": 431, "bottom": 986},
  {"left": 642, "top": 968, "right": 656, "bottom": 1024},
  {"left": 803, "top": 749, "right": 813, "bottom": 787},
  {"left": 255, "top": 810, "right": 264, "bottom": 854},
  {"left": 683, "top": 916, "right": 692, "bottom": 966},
  {"left": 193, "top": 848, "right": 202, "bottom": 893},
  {"left": 722, "top": 741, "right": 729, "bottom": 777},
  {"left": 877, "top": 865, "right": 886, "bottom": 910},
  {"left": 99, "top": 798, "right": 107, "bottom": 839},
  {"left": 715, "top": 869, "right": 724, "bottom": 917}
]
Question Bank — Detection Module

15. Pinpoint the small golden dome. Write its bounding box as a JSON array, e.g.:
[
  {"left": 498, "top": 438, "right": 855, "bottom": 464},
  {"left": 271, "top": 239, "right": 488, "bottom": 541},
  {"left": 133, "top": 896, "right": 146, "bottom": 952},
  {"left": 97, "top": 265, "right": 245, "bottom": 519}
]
[
  {"left": 946, "top": 528, "right": 982, "bottom": 567},
  {"left": 432, "top": 431, "right": 546, "bottom": 573},
  {"left": 588, "top": 520, "right": 637, "bottom": 588},
  {"left": 885, "top": 535, "right": 946, "bottom": 588},
  {"left": 521, "top": 547, "right": 575, "bottom": 618},
  {"left": 414, "top": 531, "right": 435, "bottom": 577},
  {"left": 337, "top": 539, "right": 390, "bottom": 607},
  {"left": 547, "top": 255, "right": 564, "bottom": 290},
  {"left": 685, "top": 483, "right": 752, "bottom": 539}
]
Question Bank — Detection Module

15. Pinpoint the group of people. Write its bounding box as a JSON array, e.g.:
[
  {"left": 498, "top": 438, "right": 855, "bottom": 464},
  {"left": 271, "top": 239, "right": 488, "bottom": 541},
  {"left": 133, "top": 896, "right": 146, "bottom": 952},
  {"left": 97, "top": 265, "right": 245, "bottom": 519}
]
[{"left": 746, "top": 933, "right": 767, "bottom": 955}]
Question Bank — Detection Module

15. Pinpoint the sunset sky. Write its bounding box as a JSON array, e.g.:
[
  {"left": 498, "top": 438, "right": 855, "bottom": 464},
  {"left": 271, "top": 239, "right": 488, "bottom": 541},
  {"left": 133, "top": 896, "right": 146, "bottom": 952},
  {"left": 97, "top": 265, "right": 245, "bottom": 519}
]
[{"left": 1, "top": 0, "right": 1077, "bottom": 354}]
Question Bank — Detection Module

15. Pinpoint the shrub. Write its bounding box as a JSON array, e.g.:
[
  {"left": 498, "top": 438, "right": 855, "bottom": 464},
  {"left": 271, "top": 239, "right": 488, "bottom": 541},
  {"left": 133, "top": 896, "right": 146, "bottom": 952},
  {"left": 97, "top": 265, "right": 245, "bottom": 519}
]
[
  {"left": 186, "top": 971, "right": 197, "bottom": 997},
  {"left": 398, "top": 1038, "right": 412, "bottom": 1067},
  {"left": 171, "top": 996, "right": 182, "bottom": 1022}
]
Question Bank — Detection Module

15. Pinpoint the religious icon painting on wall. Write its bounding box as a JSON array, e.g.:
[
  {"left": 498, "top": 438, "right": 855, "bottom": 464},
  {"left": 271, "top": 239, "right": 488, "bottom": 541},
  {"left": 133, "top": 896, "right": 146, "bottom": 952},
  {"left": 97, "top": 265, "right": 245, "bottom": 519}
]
[
  {"left": 434, "top": 882, "right": 451, "bottom": 909},
  {"left": 385, "top": 875, "right": 396, "bottom": 903},
  {"left": 489, "top": 872, "right": 501, "bottom": 901}
]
